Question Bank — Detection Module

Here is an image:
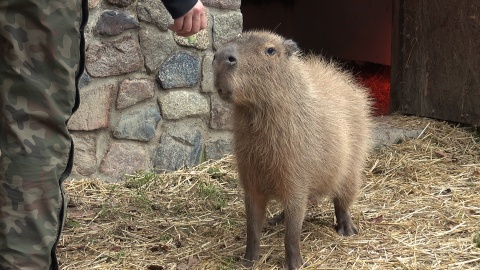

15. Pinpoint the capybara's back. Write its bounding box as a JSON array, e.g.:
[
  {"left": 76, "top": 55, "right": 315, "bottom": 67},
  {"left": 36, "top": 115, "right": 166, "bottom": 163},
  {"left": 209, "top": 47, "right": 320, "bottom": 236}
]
[{"left": 213, "top": 30, "right": 373, "bottom": 269}]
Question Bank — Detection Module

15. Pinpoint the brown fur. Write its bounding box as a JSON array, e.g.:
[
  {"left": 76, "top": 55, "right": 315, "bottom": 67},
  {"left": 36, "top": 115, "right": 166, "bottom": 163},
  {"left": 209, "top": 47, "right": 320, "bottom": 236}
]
[{"left": 213, "top": 30, "right": 373, "bottom": 269}]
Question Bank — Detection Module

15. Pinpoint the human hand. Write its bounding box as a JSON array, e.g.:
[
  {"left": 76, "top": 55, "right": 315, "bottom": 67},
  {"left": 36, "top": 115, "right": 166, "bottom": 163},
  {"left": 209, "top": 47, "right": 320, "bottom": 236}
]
[{"left": 168, "top": 0, "right": 207, "bottom": 37}]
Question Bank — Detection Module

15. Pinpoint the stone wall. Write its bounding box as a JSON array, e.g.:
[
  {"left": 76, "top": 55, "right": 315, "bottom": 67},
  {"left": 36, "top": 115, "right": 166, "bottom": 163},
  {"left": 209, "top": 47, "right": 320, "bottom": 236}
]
[{"left": 70, "top": 0, "right": 242, "bottom": 181}]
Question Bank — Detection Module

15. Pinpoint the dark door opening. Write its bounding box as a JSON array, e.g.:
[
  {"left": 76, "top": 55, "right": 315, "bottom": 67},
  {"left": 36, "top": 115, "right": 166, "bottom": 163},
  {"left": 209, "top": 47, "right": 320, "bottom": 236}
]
[{"left": 241, "top": 0, "right": 393, "bottom": 116}]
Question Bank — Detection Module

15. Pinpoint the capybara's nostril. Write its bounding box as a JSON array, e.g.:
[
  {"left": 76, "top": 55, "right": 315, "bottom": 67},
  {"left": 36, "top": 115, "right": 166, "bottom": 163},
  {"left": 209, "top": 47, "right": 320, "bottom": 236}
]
[{"left": 214, "top": 44, "right": 238, "bottom": 67}]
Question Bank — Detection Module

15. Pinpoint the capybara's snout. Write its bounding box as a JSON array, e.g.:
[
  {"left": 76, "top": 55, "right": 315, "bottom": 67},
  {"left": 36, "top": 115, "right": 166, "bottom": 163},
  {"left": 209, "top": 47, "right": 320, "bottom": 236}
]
[
  {"left": 213, "top": 43, "right": 239, "bottom": 99},
  {"left": 213, "top": 43, "right": 238, "bottom": 67}
]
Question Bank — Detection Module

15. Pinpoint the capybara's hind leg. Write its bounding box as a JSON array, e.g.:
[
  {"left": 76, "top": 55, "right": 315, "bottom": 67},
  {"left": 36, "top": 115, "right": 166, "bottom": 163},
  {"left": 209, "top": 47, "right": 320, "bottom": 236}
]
[
  {"left": 268, "top": 194, "right": 317, "bottom": 226},
  {"left": 333, "top": 173, "right": 360, "bottom": 236},
  {"left": 242, "top": 192, "right": 268, "bottom": 266},
  {"left": 268, "top": 210, "right": 285, "bottom": 226},
  {"left": 333, "top": 197, "right": 357, "bottom": 236}
]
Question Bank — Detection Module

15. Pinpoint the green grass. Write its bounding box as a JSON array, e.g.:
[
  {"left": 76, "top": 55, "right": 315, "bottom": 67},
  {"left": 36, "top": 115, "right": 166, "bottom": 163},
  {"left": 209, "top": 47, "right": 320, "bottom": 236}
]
[
  {"left": 124, "top": 170, "right": 162, "bottom": 190},
  {"left": 159, "top": 233, "right": 173, "bottom": 242},
  {"left": 207, "top": 167, "right": 223, "bottom": 178},
  {"left": 199, "top": 147, "right": 207, "bottom": 164},
  {"left": 98, "top": 203, "right": 122, "bottom": 219},
  {"left": 132, "top": 194, "right": 153, "bottom": 212},
  {"left": 474, "top": 232, "right": 480, "bottom": 248},
  {"left": 473, "top": 126, "right": 480, "bottom": 142},
  {"left": 219, "top": 257, "right": 238, "bottom": 270},
  {"left": 65, "top": 219, "right": 82, "bottom": 228},
  {"left": 123, "top": 171, "right": 164, "bottom": 213},
  {"left": 198, "top": 182, "right": 227, "bottom": 210}
]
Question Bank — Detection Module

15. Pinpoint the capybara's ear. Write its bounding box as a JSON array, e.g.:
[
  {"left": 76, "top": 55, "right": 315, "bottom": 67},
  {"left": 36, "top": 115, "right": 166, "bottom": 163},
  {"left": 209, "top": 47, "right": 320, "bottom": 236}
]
[{"left": 284, "top": 39, "right": 299, "bottom": 57}]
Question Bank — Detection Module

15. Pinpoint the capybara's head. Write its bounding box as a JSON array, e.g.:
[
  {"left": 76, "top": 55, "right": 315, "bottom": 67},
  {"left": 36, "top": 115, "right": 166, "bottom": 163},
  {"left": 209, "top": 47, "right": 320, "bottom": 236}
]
[{"left": 213, "top": 30, "right": 299, "bottom": 105}]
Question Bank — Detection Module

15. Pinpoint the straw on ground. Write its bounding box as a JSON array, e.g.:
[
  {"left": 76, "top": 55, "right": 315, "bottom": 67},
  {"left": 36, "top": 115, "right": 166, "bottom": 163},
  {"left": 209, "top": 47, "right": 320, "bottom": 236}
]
[{"left": 58, "top": 116, "right": 480, "bottom": 269}]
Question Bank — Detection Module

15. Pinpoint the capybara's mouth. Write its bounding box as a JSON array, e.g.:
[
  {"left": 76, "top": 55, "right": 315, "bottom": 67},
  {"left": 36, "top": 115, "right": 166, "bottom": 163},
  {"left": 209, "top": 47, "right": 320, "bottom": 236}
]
[
  {"left": 217, "top": 88, "right": 233, "bottom": 101},
  {"left": 214, "top": 78, "right": 233, "bottom": 101}
]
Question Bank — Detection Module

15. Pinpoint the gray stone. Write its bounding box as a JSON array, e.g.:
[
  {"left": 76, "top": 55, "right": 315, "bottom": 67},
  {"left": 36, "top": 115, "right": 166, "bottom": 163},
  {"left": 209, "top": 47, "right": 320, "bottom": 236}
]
[
  {"left": 138, "top": 24, "right": 176, "bottom": 74},
  {"left": 154, "top": 121, "right": 204, "bottom": 171},
  {"left": 159, "top": 90, "right": 209, "bottom": 120},
  {"left": 212, "top": 12, "right": 243, "bottom": 50},
  {"left": 117, "top": 78, "right": 156, "bottom": 109},
  {"left": 106, "top": 0, "right": 135, "bottom": 8},
  {"left": 372, "top": 117, "right": 423, "bottom": 149},
  {"left": 173, "top": 20, "right": 210, "bottom": 50},
  {"left": 201, "top": 52, "right": 216, "bottom": 93},
  {"left": 100, "top": 141, "right": 150, "bottom": 180},
  {"left": 113, "top": 105, "right": 161, "bottom": 141},
  {"left": 210, "top": 94, "right": 232, "bottom": 130},
  {"left": 71, "top": 133, "right": 97, "bottom": 176},
  {"left": 202, "top": 0, "right": 241, "bottom": 9},
  {"left": 68, "top": 84, "right": 115, "bottom": 131},
  {"left": 157, "top": 51, "right": 200, "bottom": 89},
  {"left": 94, "top": 10, "right": 140, "bottom": 36},
  {"left": 86, "top": 35, "right": 144, "bottom": 77},
  {"left": 88, "top": 0, "right": 101, "bottom": 9},
  {"left": 78, "top": 71, "right": 91, "bottom": 89},
  {"left": 137, "top": 0, "right": 172, "bottom": 31},
  {"left": 173, "top": 30, "right": 210, "bottom": 50},
  {"left": 205, "top": 134, "right": 233, "bottom": 160}
]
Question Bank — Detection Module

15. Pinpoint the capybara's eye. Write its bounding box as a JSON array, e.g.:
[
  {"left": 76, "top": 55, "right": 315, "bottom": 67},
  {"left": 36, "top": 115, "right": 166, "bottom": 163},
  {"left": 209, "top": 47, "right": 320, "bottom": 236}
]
[{"left": 266, "top": 47, "right": 276, "bottom": 56}]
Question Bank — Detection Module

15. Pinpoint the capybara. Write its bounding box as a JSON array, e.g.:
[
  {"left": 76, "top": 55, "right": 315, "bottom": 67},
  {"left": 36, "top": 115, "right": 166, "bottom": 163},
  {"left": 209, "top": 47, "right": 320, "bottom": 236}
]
[{"left": 212, "top": 30, "right": 373, "bottom": 269}]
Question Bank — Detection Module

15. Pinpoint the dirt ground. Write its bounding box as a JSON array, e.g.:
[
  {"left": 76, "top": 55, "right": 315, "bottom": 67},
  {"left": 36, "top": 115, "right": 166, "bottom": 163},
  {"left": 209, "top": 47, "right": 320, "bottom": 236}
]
[{"left": 57, "top": 115, "right": 480, "bottom": 269}]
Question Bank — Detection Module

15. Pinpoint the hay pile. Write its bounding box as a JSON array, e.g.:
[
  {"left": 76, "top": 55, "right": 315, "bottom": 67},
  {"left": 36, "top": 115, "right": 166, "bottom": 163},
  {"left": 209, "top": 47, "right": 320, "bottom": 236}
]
[{"left": 58, "top": 116, "right": 480, "bottom": 269}]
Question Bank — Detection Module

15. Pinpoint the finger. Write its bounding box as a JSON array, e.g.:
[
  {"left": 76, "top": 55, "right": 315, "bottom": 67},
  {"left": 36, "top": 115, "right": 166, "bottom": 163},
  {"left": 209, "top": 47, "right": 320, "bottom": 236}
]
[
  {"left": 168, "top": 17, "right": 184, "bottom": 32},
  {"left": 189, "top": 13, "right": 201, "bottom": 35},
  {"left": 200, "top": 12, "right": 207, "bottom": 30},
  {"left": 182, "top": 11, "right": 206, "bottom": 36},
  {"left": 178, "top": 13, "right": 193, "bottom": 35}
]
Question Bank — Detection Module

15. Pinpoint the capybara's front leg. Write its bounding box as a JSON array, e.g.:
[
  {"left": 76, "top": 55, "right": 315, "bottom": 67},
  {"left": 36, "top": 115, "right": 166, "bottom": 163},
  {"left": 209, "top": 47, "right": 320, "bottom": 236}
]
[
  {"left": 284, "top": 198, "right": 308, "bottom": 270},
  {"left": 242, "top": 191, "right": 268, "bottom": 267}
]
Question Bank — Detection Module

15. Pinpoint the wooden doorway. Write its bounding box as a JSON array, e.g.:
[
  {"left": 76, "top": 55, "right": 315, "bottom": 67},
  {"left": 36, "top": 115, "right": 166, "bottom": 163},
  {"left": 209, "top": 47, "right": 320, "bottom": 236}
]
[{"left": 391, "top": 0, "right": 480, "bottom": 125}]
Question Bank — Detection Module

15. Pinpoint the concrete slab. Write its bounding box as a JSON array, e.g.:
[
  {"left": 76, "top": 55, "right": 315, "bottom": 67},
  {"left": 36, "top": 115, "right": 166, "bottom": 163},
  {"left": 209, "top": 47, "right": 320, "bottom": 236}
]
[{"left": 372, "top": 116, "right": 424, "bottom": 149}]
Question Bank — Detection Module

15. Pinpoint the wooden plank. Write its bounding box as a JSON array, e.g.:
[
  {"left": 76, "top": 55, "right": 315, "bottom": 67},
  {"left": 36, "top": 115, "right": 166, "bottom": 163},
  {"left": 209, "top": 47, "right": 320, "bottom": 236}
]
[
  {"left": 391, "top": 0, "right": 480, "bottom": 125},
  {"left": 390, "top": 0, "right": 404, "bottom": 114}
]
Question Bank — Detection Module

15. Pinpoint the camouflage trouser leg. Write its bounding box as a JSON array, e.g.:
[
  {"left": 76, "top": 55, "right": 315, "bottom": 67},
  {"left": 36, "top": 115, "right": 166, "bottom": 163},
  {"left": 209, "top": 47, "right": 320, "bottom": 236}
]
[{"left": 0, "top": 0, "right": 87, "bottom": 269}]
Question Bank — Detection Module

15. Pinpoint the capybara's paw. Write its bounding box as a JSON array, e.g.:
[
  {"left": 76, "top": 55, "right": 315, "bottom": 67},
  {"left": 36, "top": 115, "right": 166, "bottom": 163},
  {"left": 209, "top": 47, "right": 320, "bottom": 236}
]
[
  {"left": 285, "top": 257, "right": 305, "bottom": 270},
  {"left": 334, "top": 207, "right": 358, "bottom": 236},
  {"left": 268, "top": 211, "right": 285, "bottom": 226},
  {"left": 335, "top": 222, "right": 358, "bottom": 236},
  {"left": 239, "top": 257, "right": 255, "bottom": 268}
]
